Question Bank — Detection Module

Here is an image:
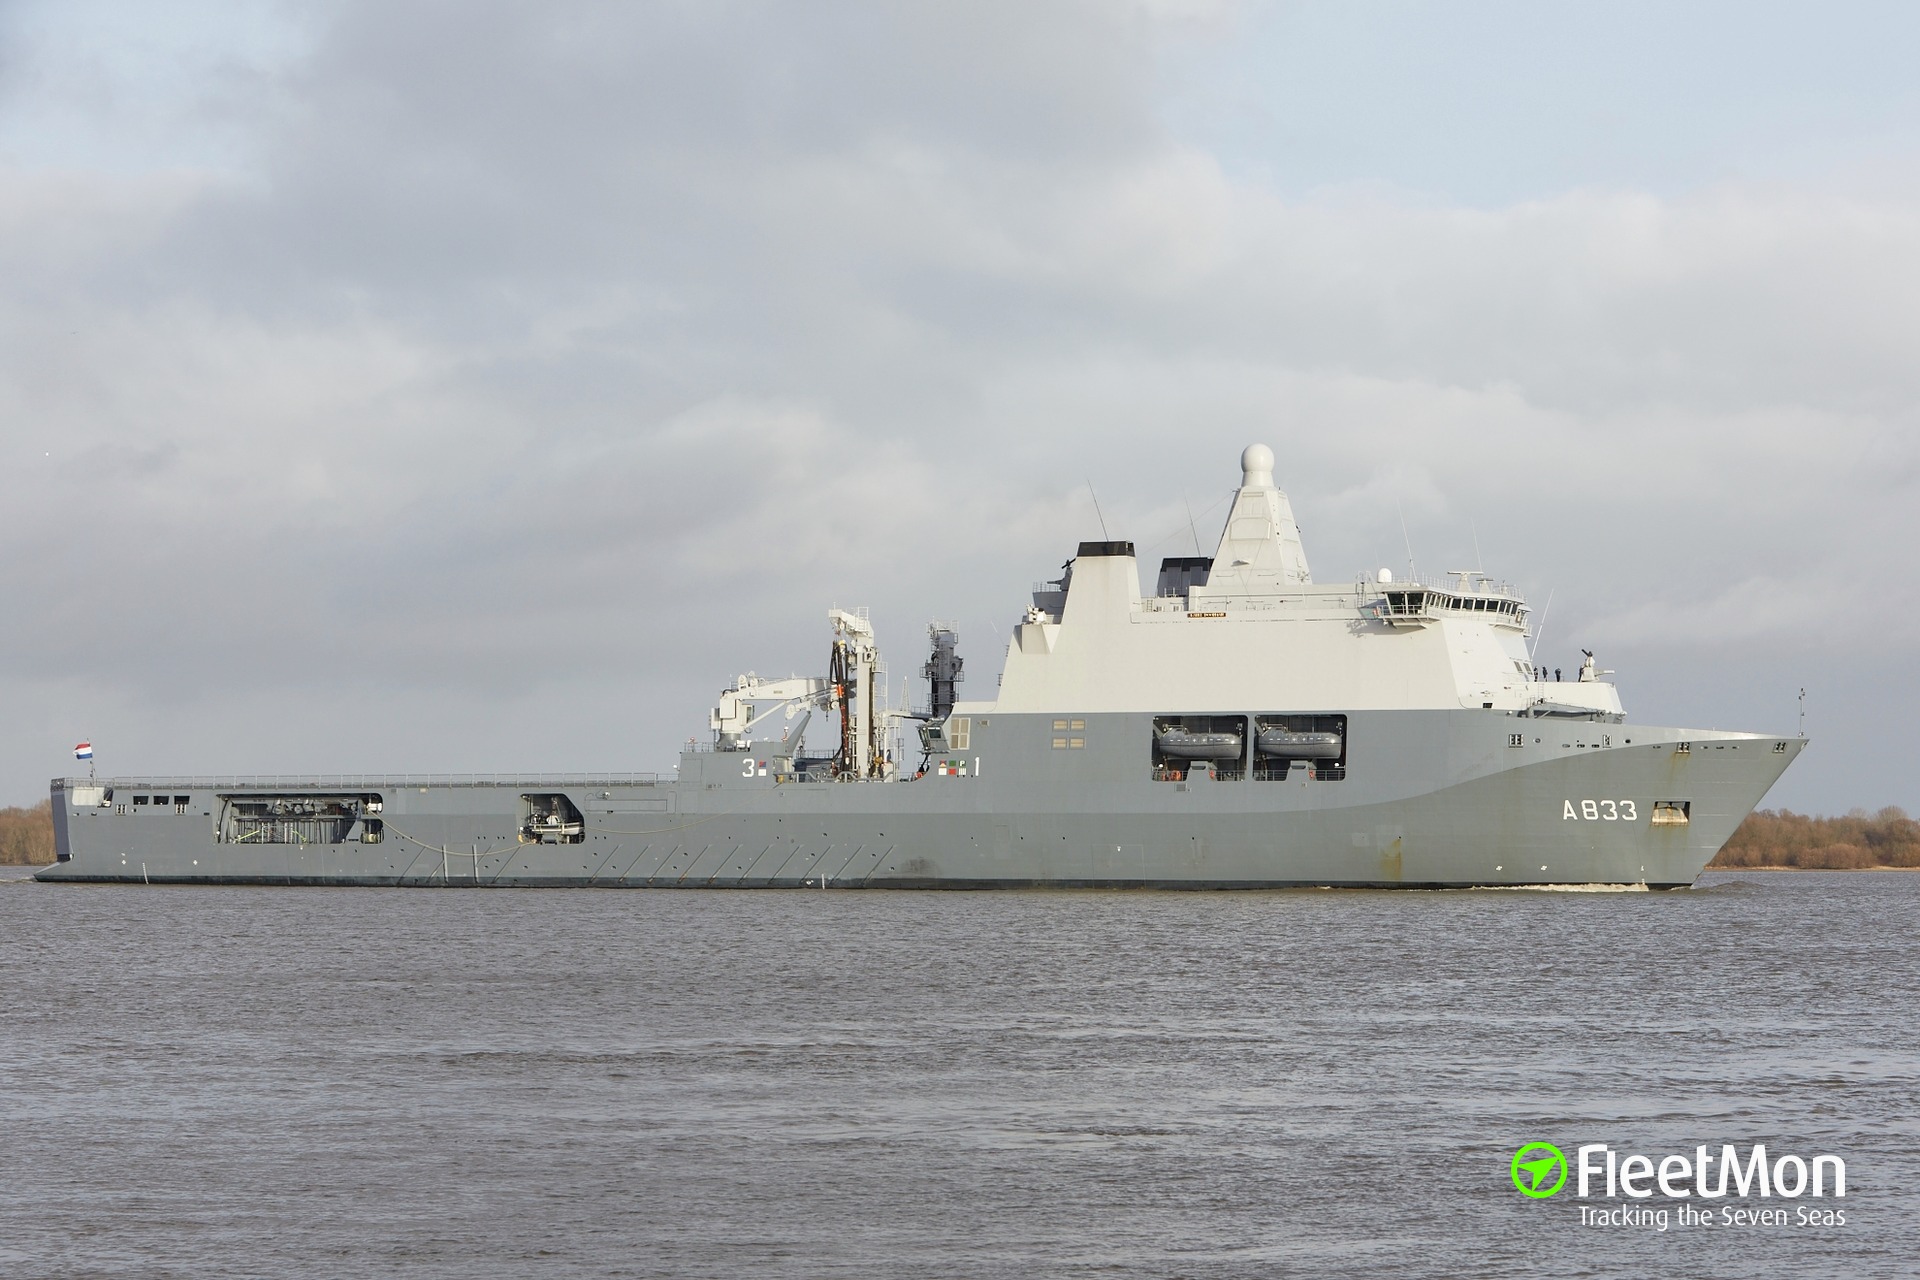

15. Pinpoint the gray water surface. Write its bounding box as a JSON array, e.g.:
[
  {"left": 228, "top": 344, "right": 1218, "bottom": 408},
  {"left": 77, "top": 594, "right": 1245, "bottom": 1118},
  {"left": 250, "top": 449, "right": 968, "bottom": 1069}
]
[{"left": 2, "top": 869, "right": 1914, "bottom": 1278}]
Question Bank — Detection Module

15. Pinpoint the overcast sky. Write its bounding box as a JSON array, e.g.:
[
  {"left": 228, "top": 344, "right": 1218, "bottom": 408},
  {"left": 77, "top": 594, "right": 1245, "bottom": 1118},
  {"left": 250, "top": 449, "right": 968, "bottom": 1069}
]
[{"left": 2, "top": 1, "right": 1916, "bottom": 812}]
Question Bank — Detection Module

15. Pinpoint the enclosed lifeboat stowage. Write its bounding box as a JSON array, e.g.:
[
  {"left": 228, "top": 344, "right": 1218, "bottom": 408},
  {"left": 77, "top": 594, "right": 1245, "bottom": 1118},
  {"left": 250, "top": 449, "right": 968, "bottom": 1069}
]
[
  {"left": 1154, "top": 727, "right": 1245, "bottom": 760},
  {"left": 1255, "top": 729, "right": 1344, "bottom": 761}
]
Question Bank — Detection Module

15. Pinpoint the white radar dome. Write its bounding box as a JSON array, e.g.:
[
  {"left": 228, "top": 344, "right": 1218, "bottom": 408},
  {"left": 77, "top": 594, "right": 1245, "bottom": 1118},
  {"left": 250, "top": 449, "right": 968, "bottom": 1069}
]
[
  {"left": 1378, "top": 568, "right": 1394, "bottom": 584},
  {"left": 1240, "top": 443, "right": 1275, "bottom": 487}
]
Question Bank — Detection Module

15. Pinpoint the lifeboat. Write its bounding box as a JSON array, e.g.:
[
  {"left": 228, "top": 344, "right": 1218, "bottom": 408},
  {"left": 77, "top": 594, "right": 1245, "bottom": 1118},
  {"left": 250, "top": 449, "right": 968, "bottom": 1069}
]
[
  {"left": 1154, "top": 726, "right": 1244, "bottom": 760},
  {"left": 525, "top": 814, "right": 585, "bottom": 843},
  {"left": 1256, "top": 729, "right": 1343, "bottom": 760}
]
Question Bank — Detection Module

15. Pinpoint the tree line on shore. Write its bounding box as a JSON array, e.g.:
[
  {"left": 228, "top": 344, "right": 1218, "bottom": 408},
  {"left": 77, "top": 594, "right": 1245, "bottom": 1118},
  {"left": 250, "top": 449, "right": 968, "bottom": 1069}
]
[
  {"left": 2, "top": 799, "right": 1916, "bottom": 869},
  {"left": 0, "top": 801, "right": 55, "bottom": 865},
  {"left": 1710, "top": 806, "right": 1920, "bottom": 869}
]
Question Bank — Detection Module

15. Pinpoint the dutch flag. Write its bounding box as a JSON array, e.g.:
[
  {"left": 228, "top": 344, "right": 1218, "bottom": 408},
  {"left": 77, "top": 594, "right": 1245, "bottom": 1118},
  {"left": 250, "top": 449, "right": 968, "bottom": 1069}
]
[{"left": 74, "top": 742, "right": 93, "bottom": 761}]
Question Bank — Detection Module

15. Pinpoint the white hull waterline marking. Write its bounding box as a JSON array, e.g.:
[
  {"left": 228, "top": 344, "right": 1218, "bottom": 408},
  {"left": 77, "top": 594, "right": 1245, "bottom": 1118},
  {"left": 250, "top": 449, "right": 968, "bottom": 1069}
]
[{"left": 42, "top": 445, "right": 1802, "bottom": 889}]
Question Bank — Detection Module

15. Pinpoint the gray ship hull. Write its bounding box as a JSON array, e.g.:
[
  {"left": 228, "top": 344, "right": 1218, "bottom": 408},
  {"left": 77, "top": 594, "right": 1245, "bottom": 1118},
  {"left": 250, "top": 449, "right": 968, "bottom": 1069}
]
[{"left": 39, "top": 711, "right": 1802, "bottom": 889}]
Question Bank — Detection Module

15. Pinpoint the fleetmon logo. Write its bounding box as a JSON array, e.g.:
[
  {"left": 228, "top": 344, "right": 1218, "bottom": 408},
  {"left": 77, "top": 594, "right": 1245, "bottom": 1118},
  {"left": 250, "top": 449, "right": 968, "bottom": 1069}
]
[{"left": 1511, "top": 1143, "right": 1569, "bottom": 1198}]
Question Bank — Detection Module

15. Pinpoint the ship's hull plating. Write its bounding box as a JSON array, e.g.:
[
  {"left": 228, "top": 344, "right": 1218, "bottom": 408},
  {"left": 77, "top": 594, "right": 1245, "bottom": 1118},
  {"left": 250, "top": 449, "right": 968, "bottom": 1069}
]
[{"left": 39, "top": 712, "right": 1804, "bottom": 889}]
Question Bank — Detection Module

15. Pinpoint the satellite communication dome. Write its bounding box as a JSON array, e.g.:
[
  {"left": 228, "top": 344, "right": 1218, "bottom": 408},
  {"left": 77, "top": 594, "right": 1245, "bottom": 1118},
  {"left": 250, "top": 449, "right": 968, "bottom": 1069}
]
[
  {"left": 1240, "top": 443, "right": 1275, "bottom": 487},
  {"left": 1378, "top": 568, "right": 1394, "bottom": 584}
]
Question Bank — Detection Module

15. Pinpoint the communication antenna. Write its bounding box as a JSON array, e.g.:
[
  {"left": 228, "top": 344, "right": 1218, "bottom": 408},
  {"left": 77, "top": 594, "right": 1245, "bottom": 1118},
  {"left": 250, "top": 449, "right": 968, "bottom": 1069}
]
[
  {"left": 1087, "top": 481, "right": 1111, "bottom": 540},
  {"left": 1396, "top": 501, "right": 1418, "bottom": 583},
  {"left": 1184, "top": 492, "right": 1202, "bottom": 555},
  {"left": 1471, "top": 517, "right": 1484, "bottom": 573},
  {"left": 1798, "top": 687, "right": 1806, "bottom": 738},
  {"left": 1526, "top": 588, "right": 1554, "bottom": 663}
]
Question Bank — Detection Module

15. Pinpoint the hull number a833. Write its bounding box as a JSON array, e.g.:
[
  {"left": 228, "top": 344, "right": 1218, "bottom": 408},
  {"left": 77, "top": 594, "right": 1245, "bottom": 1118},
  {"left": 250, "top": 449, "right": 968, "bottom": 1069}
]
[{"left": 1564, "top": 799, "right": 1638, "bottom": 821}]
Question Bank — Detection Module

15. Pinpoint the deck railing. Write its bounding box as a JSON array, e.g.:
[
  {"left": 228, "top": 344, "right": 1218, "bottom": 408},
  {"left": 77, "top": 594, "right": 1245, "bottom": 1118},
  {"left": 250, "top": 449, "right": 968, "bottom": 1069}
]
[{"left": 55, "top": 772, "right": 667, "bottom": 790}]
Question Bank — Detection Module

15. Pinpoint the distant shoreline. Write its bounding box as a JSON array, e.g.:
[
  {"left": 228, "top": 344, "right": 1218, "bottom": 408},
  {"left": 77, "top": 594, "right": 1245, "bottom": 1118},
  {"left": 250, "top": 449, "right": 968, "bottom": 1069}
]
[{"left": 1704, "top": 865, "right": 1920, "bottom": 873}]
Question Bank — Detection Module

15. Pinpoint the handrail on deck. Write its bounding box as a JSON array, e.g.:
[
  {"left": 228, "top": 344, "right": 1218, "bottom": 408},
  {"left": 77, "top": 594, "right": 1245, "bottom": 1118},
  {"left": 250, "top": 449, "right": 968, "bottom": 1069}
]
[{"left": 55, "top": 772, "right": 666, "bottom": 790}]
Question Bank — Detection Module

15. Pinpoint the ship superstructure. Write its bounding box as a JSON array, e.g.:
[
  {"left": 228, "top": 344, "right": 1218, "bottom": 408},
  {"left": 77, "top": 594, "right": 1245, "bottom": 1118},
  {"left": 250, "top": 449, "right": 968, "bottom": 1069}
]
[{"left": 41, "top": 445, "right": 1802, "bottom": 888}]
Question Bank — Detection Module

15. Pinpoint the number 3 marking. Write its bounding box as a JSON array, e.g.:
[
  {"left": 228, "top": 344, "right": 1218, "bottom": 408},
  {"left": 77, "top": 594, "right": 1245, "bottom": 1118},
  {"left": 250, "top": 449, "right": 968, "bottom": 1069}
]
[
  {"left": 1622, "top": 800, "right": 1637, "bottom": 821},
  {"left": 1601, "top": 800, "right": 1618, "bottom": 820}
]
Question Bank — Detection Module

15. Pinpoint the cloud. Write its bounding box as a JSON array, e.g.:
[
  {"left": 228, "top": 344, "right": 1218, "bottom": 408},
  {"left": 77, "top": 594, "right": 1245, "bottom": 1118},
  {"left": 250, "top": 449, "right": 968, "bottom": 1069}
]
[{"left": 0, "top": 2, "right": 1914, "bottom": 808}]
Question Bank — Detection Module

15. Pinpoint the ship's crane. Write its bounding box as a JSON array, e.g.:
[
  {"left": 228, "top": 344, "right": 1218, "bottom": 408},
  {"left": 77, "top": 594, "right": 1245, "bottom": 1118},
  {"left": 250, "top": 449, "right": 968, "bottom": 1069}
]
[
  {"left": 829, "top": 608, "right": 889, "bottom": 780},
  {"left": 711, "top": 611, "right": 936, "bottom": 782},
  {"left": 708, "top": 609, "right": 894, "bottom": 781},
  {"left": 710, "top": 675, "right": 832, "bottom": 752}
]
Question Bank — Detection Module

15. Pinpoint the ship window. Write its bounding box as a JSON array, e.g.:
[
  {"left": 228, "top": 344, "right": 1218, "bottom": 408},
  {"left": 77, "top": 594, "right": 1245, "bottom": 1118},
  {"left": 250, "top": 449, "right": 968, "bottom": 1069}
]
[
  {"left": 174, "top": 795, "right": 190, "bottom": 806},
  {"left": 1053, "top": 737, "right": 1068, "bottom": 750},
  {"left": 133, "top": 795, "right": 149, "bottom": 805}
]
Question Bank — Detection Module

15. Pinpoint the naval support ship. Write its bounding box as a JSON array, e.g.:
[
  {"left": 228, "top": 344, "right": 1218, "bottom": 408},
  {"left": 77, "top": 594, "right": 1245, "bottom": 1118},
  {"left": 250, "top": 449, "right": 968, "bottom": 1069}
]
[{"left": 40, "top": 445, "right": 1802, "bottom": 889}]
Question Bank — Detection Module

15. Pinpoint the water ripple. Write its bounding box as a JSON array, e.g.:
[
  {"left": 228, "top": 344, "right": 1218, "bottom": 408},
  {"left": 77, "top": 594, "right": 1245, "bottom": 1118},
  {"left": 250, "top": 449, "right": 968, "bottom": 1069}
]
[{"left": 0, "top": 869, "right": 1911, "bottom": 1277}]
